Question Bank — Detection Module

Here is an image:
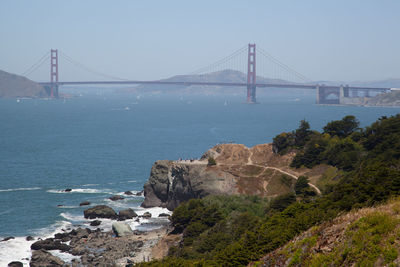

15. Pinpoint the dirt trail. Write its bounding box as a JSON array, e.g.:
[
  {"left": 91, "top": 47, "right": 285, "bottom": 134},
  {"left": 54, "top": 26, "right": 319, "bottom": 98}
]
[{"left": 246, "top": 149, "right": 321, "bottom": 195}]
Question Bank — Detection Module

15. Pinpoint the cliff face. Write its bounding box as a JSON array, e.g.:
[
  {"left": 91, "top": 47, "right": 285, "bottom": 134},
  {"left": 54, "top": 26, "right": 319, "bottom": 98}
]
[
  {"left": 0, "top": 70, "right": 47, "bottom": 98},
  {"left": 142, "top": 144, "right": 327, "bottom": 210}
]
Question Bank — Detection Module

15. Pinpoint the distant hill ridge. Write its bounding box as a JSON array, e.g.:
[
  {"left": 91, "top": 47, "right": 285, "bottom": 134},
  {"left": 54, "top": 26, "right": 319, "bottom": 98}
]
[{"left": 0, "top": 70, "right": 47, "bottom": 98}]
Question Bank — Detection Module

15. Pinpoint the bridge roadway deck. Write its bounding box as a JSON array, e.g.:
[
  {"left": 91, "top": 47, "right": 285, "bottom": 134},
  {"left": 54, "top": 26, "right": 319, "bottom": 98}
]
[{"left": 38, "top": 81, "right": 390, "bottom": 91}]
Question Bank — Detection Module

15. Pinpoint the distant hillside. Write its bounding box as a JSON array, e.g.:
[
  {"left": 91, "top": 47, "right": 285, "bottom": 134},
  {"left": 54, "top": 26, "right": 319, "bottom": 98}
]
[
  {"left": 0, "top": 70, "right": 47, "bottom": 98},
  {"left": 365, "top": 90, "right": 400, "bottom": 106},
  {"left": 115, "top": 69, "right": 294, "bottom": 94}
]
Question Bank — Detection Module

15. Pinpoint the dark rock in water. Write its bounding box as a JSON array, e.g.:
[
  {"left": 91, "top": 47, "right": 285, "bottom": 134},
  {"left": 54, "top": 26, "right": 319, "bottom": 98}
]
[
  {"left": 158, "top": 213, "right": 170, "bottom": 217},
  {"left": 124, "top": 191, "right": 133, "bottom": 195},
  {"left": 7, "top": 261, "right": 23, "bottom": 267},
  {"left": 31, "top": 238, "right": 70, "bottom": 252},
  {"left": 83, "top": 205, "right": 117, "bottom": 219},
  {"left": 90, "top": 220, "right": 101, "bottom": 226},
  {"left": 54, "top": 232, "right": 69, "bottom": 240},
  {"left": 109, "top": 195, "right": 124, "bottom": 201},
  {"left": 79, "top": 201, "right": 90, "bottom": 206},
  {"left": 26, "top": 236, "right": 34, "bottom": 241},
  {"left": 30, "top": 249, "right": 65, "bottom": 267},
  {"left": 69, "top": 228, "right": 91, "bottom": 239},
  {"left": 136, "top": 190, "right": 144, "bottom": 196},
  {"left": 57, "top": 204, "right": 63, "bottom": 207},
  {"left": 2, "top": 236, "right": 14, "bottom": 242},
  {"left": 64, "top": 188, "right": 72, "bottom": 192},
  {"left": 142, "top": 211, "right": 152, "bottom": 218},
  {"left": 118, "top": 208, "right": 138, "bottom": 220}
]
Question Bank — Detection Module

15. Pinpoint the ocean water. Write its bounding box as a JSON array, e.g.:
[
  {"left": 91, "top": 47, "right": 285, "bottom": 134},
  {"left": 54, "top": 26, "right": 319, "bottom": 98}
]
[{"left": 0, "top": 89, "right": 399, "bottom": 264}]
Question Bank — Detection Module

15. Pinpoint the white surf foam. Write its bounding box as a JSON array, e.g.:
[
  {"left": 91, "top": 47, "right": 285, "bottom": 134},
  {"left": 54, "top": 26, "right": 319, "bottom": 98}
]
[
  {"left": 47, "top": 188, "right": 112, "bottom": 194},
  {"left": 0, "top": 187, "right": 41, "bottom": 193}
]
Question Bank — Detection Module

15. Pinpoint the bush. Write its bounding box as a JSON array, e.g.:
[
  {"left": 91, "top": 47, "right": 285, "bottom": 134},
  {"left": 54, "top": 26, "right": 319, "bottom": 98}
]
[{"left": 208, "top": 156, "right": 217, "bottom": 166}]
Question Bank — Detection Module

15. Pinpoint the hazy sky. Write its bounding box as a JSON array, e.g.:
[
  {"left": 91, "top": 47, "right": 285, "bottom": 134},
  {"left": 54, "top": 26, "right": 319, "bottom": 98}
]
[{"left": 1, "top": 0, "right": 399, "bottom": 82}]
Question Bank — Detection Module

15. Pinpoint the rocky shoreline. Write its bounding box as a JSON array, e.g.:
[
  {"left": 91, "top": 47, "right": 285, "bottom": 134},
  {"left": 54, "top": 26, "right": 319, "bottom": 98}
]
[{"left": 4, "top": 201, "right": 173, "bottom": 267}]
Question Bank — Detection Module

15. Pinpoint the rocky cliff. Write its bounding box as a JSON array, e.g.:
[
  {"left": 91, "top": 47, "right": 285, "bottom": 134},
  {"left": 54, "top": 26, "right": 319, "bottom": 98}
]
[
  {"left": 0, "top": 69, "right": 47, "bottom": 98},
  {"left": 142, "top": 144, "right": 327, "bottom": 210}
]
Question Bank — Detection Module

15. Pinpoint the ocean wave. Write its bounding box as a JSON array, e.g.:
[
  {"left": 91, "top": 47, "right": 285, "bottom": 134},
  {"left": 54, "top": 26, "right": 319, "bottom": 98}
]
[
  {"left": 60, "top": 212, "right": 86, "bottom": 222},
  {"left": 47, "top": 188, "right": 112, "bottom": 194},
  {"left": 0, "top": 187, "right": 41, "bottom": 192},
  {"left": 81, "top": 183, "right": 99, "bottom": 187}
]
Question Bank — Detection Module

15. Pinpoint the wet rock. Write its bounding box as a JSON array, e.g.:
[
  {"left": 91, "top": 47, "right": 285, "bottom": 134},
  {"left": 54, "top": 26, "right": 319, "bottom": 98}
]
[
  {"left": 142, "top": 211, "right": 152, "bottom": 218},
  {"left": 158, "top": 213, "right": 170, "bottom": 217},
  {"left": 124, "top": 191, "right": 133, "bottom": 195},
  {"left": 84, "top": 205, "right": 118, "bottom": 219},
  {"left": 57, "top": 204, "right": 63, "bottom": 207},
  {"left": 26, "top": 236, "right": 34, "bottom": 241},
  {"left": 8, "top": 261, "right": 23, "bottom": 267},
  {"left": 109, "top": 195, "right": 124, "bottom": 201},
  {"left": 70, "top": 228, "right": 91, "bottom": 239},
  {"left": 30, "top": 249, "right": 65, "bottom": 267},
  {"left": 1, "top": 236, "right": 14, "bottom": 242},
  {"left": 90, "top": 220, "right": 101, "bottom": 226},
  {"left": 79, "top": 201, "right": 90, "bottom": 206},
  {"left": 112, "top": 222, "right": 133, "bottom": 237},
  {"left": 31, "top": 238, "right": 70, "bottom": 252},
  {"left": 136, "top": 190, "right": 144, "bottom": 196},
  {"left": 64, "top": 188, "right": 72, "bottom": 192},
  {"left": 118, "top": 208, "right": 138, "bottom": 220}
]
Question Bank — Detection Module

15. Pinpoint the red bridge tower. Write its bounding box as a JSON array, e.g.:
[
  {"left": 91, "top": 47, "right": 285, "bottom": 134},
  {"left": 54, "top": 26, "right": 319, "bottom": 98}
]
[
  {"left": 247, "top": 43, "right": 256, "bottom": 103},
  {"left": 50, "top": 49, "right": 59, "bottom": 98}
]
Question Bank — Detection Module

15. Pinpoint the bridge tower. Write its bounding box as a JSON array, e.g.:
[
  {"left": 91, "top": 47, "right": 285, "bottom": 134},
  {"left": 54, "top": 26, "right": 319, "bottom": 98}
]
[
  {"left": 247, "top": 43, "right": 256, "bottom": 103},
  {"left": 50, "top": 49, "right": 59, "bottom": 98}
]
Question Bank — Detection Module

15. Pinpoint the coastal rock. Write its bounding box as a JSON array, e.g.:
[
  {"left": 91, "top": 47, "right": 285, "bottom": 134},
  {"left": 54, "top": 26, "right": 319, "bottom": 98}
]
[
  {"left": 64, "top": 188, "right": 72, "bottom": 192},
  {"left": 1, "top": 236, "right": 14, "bottom": 242},
  {"left": 26, "top": 236, "right": 34, "bottom": 241},
  {"left": 31, "top": 238, "right": 70, "bottom": 251},
  {"left": 142, "top": 211, "right": 152, "bottom": 218},
  {"left": 7, "top": 261, "right": 23, "bottom": 267},
  {"left": 30, "top": 249, "right": 65, "bottom": 267},
  {"left": 79, "top": 201, "right": 90, "bottom": 206},
  {"left": 136, "top": 190, "right": 144, "bottom": 196},
  {"left": 159, "top": 213, "right": 170, "bottom": 217},
  {"left": 119, "top": 208, "right": 138, "bottom": 220},
  {"left": 141, "top": 144, "right": 308, "bottom": 210},
  {"left": 84, "top": 205, "right": 117, "bottom": 219},
  {"left": 90, "top": 220, "right": 102, "bottom": 226},
  {"left": 112, "top": 222, "right": 133, "bottom": 237},
  {"left": 124, "top": 190, "right": 133, "bottom": 195},
  {"left": 109, "top": 195, "right": 124, "bottom": 201}
]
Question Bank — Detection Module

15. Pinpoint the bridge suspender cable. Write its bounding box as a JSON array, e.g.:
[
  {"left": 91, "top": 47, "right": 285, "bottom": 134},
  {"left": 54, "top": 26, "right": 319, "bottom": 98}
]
[
  {"left": 59, "top": 51, "right": 129, "bottom": 81},
  {"left": 22, "top": 51, "right": 50, "bottom": 77}
]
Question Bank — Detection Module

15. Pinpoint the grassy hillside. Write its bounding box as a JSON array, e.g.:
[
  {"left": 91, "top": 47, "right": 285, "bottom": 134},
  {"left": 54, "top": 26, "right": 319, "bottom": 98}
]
[
  {"left": 137, "top": 114, "right": 400, "bottom": 267},
  {"left": 256, "top": 198, "right": 400, "bottom": 266}
]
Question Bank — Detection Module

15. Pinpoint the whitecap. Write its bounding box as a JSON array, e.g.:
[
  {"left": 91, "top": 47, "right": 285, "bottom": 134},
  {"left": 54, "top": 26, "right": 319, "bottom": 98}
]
[
  {"left": 0, "top": 187, "right": 41, "bottom": 193},
  {"left": 47, "top": 188, "right": 112, "bottom": 194}
]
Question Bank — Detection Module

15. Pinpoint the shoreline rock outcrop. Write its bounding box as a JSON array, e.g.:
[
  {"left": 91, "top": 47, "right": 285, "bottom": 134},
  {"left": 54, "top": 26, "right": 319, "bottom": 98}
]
[{"left": 142, "top": 143, "right": 325, "bottom": 210}]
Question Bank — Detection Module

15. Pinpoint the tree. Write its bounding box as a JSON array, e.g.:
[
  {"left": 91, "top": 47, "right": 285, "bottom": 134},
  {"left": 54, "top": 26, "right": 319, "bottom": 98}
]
[
  {"left": 294, "top": 120, "right": 312, "bottom": 148},
  {"left": 272, "top": 132, "right": 294, "bottom": 154},
  {"left": 323, "top": 115, "right": 359, "bottom": 138},
  {"left": 295, "top": 176, "right": 310, "bottom": 194}
]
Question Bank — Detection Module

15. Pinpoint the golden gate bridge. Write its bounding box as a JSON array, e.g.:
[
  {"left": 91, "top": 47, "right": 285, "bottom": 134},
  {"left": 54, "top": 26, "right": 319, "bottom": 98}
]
[{"left": 22, "top": 44, "right": 390, "bottom": 104}]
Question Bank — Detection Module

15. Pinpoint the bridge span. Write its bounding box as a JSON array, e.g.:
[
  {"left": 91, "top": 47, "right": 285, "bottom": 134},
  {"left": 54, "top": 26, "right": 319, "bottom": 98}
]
[{"left": 31, "top": 45, "right": 391, "bottom": 104}]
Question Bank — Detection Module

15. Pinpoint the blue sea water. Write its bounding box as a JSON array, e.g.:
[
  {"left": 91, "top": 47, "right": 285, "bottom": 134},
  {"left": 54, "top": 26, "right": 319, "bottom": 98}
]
[{"left": 0, "top": 90, "right": 399, "bottom": 263}]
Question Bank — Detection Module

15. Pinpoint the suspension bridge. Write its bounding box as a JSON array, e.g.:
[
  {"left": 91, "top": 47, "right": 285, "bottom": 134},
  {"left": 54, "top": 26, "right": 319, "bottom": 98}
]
[{"left": 22, "top": 44, "right": 391, "bottom": 104}]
